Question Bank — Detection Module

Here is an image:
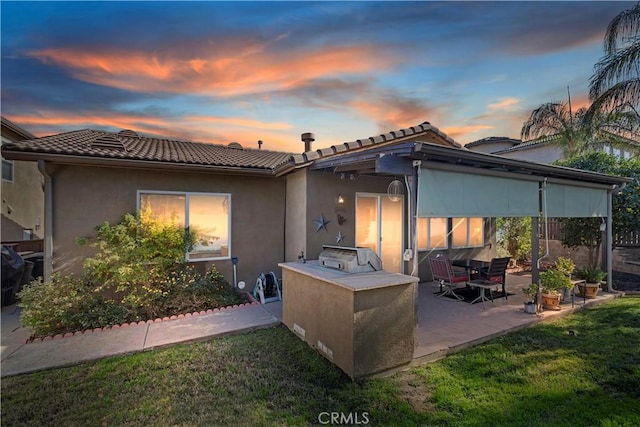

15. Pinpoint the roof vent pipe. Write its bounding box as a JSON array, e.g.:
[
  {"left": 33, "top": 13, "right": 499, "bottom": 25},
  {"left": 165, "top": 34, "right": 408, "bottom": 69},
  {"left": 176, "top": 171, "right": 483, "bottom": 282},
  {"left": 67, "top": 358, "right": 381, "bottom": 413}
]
[{"left": 301, "top": 132, "right": 315, "bottom": 152}]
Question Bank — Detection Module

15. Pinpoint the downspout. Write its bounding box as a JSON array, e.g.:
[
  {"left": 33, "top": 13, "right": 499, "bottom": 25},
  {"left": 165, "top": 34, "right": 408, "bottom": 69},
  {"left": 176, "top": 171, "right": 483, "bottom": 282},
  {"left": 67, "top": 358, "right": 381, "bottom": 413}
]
[
  {"left": 536, "top": 178, "right": 549, "bottom": 311},
  {"left": 37, "top": 160, "right": 53, "bottom": 281},
  {"left": 410, "top": 160, "right": 421, "bottom": 277}
]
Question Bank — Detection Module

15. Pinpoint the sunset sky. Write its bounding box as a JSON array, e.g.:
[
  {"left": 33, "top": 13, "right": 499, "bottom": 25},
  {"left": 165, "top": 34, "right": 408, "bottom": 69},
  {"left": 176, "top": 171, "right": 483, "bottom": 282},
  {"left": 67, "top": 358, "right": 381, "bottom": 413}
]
[{"left": 1, "top": 1, "right": 634, "bottom": 152}]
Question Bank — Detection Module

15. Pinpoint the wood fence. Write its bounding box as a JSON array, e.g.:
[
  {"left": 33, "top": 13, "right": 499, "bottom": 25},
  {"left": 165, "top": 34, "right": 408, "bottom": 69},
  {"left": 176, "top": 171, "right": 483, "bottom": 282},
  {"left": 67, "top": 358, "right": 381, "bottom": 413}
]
[{"left": 542, "top": 219, "right": 640, "bottom": 247}]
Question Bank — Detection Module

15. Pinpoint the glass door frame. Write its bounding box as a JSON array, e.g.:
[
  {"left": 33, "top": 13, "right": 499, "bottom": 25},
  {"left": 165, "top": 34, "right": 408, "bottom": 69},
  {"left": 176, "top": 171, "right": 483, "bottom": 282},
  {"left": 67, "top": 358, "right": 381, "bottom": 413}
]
[{"left": 355, "top": 192, "right": 405, "bottom": 274}]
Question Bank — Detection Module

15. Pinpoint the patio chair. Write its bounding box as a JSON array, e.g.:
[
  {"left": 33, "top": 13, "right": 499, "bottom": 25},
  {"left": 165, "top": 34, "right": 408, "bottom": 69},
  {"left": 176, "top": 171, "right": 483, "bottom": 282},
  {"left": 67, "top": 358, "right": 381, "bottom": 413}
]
[
  {"left": 428, "top": 254, "right": 468, "bottom": 301},
  {"left": 464, "top": 257, "right": 510, "bottom": 309},
  {"left": 475, "top": 256, "right": 510, "bottom": 300}
]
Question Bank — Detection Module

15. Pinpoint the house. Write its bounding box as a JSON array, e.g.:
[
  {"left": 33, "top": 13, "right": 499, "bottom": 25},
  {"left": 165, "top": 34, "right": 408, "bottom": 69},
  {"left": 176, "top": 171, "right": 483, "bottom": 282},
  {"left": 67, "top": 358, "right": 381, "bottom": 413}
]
[
  {"left": 1, "top": 117, "right": 44, "bottom": 242},
  {"left": 1, "top": 121, "right": 631, "bottom": 289},
  {"left": 466, "top": 133, "right": 640, "bottom": 164}
]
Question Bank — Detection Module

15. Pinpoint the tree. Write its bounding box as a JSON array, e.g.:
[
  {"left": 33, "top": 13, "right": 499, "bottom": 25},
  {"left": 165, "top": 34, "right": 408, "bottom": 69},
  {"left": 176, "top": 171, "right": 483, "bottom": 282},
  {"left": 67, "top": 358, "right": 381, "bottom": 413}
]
[
  {"left": 497, "top": 217, "right": 532, "bottom": 263},
  {"left": 554, "top": 153, "right": 640, "bottom": 286},
  {"left": 585, "top": 2, "right": 640, "bottom": 139},
  {"left": 520, "top": 101, "right": 585, "bottom": 157}
]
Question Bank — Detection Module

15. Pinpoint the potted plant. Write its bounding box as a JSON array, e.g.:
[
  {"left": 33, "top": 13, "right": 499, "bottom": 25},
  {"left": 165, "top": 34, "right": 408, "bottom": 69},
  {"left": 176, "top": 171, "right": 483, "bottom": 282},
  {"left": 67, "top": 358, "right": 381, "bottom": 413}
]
[
  {"left": 575, "top": 265, "right": 606, "bottom": 299},
  {"left": 522, "top": 283, "right": 538, "bottom": 314},
  {"left": 540, "top": 269, "right": 570, "bottom": 310},
  {"left": 554, "top": 257, "right": 576, "bottom": 302}
]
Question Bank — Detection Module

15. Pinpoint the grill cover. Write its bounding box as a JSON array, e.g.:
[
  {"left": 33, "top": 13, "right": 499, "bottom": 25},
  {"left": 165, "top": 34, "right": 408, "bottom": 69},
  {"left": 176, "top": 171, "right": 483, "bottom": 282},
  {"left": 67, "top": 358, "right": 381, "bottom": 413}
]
[{"left": 318, "top": 245, "right": 382, "bottom": 273}]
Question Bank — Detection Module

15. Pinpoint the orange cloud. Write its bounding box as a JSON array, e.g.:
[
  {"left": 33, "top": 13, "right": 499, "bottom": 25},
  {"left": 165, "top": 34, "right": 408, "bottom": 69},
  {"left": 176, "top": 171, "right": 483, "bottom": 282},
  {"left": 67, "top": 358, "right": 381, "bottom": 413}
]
[
  {"left": 442, "top": 125, "right": 494, "bottom": 141},
  {"left": 487, "top": 97, "right": 520, "bottom": 112},
  {"left": 28, "top": 44, "right": 394, "bottom": 97}
]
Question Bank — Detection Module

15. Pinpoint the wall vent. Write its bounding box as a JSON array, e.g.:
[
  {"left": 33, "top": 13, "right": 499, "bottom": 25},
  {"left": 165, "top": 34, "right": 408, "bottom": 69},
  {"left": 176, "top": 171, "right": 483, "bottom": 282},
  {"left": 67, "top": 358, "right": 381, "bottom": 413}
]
[
  {"left": 227, "top": 142, "right": 243, "bottom": 149},
  {"left": 118, "top": 129, "right": 140, "bottom": 139},
  {"left": 91, "top": 134, "right": 126, "bottom": 151}
]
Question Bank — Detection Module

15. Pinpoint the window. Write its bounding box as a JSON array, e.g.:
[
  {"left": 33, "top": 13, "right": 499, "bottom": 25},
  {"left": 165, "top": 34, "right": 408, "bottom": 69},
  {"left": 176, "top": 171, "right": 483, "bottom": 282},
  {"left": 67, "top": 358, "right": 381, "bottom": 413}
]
[
  {"left": 452, "top": 217, "right": 484, "bottom": 248},
  {"left": 2, "top": 159, "right": 13, "bottom": 181},
  {"left": 139, "top": 191, "right": 231, "bottom": 261},
  {"left": 417, "top": 217, "right": 448, "bottom": 250}
]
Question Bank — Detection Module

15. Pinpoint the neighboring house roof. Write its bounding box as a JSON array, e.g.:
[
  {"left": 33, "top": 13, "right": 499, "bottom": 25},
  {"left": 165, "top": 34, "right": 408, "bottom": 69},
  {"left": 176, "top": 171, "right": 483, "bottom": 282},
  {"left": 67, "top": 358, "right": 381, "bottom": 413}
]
[
  {"left": 493, "top": 134, "right": 561, "bottom": 154},
  {"left": 2, "top": 128, "right": 294, "bottom": 175},
  {"left": 465, "top": 136, "right": 521, "bottom": 149},
  {"left": 1, "top": 116, "right": 37, "bottom": 141}
]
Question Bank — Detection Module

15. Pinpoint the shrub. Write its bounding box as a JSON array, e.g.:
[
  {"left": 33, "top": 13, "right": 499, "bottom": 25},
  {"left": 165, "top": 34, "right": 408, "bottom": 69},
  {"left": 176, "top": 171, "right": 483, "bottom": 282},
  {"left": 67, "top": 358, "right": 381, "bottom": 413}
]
[
  {"left": 18, "top": 211, "right": 243, "bottom": 338},
  {"left": 17, "top": 274, "right": 131, "bottom": 337},
  {"left": 81, "top": 208, "right": 193, "bottom": 295}
]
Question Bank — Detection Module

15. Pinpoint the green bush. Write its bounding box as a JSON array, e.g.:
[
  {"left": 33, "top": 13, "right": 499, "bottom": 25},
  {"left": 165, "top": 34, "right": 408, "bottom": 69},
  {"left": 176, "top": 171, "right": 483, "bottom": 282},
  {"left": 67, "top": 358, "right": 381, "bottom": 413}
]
[
  {"left": 18, "top": 210, "right": 244, "bottom": 338},
  {"left": 17, "top": 274, "right": 131, "bottom": 337}
]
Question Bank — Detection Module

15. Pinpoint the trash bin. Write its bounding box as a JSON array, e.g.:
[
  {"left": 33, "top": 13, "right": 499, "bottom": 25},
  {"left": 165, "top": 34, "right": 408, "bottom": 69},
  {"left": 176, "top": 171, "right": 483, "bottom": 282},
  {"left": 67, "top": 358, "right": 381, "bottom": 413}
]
[{"left": 1, "top": 246, "right": 25, "bottom": 306}]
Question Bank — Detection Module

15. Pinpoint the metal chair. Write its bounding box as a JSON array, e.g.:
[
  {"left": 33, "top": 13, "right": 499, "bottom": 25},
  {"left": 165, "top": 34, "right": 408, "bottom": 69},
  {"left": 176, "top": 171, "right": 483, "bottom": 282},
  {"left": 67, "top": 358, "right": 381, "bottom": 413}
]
[
  {"left": 428, "top": 254, "right": 468, "bottom": 301},
  {"left": 475, "top": 256, "right": 511, "bottom": 300}
]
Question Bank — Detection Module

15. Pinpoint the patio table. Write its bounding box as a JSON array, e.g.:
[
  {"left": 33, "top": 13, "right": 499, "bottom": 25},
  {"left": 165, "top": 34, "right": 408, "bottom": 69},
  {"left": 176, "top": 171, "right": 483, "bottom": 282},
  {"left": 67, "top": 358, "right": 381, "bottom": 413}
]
[{"left": 451, "top": 259, "right": 488, "bottom": 279}]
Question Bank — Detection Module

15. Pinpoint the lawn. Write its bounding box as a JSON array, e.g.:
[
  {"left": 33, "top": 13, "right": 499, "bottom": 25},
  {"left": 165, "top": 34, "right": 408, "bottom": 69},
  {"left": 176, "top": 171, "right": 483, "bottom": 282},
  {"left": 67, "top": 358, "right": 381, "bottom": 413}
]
[{"left": 2, "top": 297, "right": 639, "bottom": 426}]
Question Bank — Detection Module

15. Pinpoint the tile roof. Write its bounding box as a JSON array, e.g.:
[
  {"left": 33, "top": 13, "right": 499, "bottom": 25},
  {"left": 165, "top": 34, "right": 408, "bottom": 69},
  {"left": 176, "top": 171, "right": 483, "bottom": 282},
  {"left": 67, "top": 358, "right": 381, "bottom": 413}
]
[
  {"left": 465, "top": 136, "right": 521, "bottom": 148},
  {"left": 291, "top": 121, "right": 461, "bottom": 165},
  {"left": 1, "top": 120, "right": 463, "bottom": 174},
  {"left": 1, "top": 116, "right": 36, "bottom": 140},
  {"left": 492, "top": 134, "right": 560, "bottom": 154},
  {"left": 1, "top": 129, "right": 294, "bottom": 173}
]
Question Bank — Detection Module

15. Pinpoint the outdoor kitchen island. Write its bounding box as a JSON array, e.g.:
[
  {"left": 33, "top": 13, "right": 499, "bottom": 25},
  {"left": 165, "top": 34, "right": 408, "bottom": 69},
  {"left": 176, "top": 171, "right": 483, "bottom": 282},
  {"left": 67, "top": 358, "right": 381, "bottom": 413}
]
[{"left": 279, "top": 247, "right": 419, "bottom": 379}]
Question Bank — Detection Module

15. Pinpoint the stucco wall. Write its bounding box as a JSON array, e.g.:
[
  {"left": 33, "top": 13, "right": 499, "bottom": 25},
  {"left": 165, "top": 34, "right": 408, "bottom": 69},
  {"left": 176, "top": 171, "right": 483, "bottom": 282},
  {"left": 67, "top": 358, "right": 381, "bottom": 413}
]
[
  {"left": 285, "top": 170, "right": 307, "bottom": 262},
  {"left": 499, "top": 145, "right": 564, "bottom": 164},
  {"left": 304, "top": 172, "right": 395, "bottom": 260},
  {"left": 47, "top": 163, "right": 285, "bottom": 287},
  {"left": 466, "top": 142, "right": 516, "bottom": 154},
  {"left": 1, "top": 140, "right": 44, "bottom": 241}
]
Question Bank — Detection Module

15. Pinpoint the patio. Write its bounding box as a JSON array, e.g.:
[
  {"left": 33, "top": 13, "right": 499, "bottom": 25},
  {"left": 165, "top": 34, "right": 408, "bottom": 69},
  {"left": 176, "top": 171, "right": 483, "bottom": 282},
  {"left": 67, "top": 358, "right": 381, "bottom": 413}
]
[
  {"left": 263, "top": 272, "right": 619, "bottom": 374},
  {"left": 413, "top": 272, "right": 618, "bottom": 365}
]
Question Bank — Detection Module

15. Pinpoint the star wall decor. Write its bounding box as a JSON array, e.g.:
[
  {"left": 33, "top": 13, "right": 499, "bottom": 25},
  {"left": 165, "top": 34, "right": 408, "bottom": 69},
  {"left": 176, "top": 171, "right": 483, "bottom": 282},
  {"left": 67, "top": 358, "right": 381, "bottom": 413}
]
[
  {"left": 335, "top": 231, "right": 345, "bottom": 244},
  {"left": 313, "top": 213, "right": 331, "bottom": 232}
]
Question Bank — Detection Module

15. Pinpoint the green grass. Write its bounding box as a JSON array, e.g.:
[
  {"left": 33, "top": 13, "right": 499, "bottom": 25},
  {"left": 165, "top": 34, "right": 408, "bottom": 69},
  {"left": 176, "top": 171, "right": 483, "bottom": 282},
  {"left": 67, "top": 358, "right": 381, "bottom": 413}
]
[{"left": 2, "top": 297, "right": 640, "bottom": 426}]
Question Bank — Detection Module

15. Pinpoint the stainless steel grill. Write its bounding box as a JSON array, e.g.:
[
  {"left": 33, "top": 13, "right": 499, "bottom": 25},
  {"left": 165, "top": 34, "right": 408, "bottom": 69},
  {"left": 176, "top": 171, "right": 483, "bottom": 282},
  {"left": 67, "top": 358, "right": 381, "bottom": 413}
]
[{"left": 318, "top": 245, "right": 382, "bottom": 273}]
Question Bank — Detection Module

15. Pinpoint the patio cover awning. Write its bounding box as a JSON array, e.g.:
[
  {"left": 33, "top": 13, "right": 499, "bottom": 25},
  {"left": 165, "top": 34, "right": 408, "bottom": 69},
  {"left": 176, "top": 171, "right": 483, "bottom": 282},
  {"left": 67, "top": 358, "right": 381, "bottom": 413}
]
[
  {"left": 410, "top": 143, "right": 623, "bottom": 219},
  {"left": 417, "top": 169, "right": 539, "bottom": 217},
  {"left": 417, "top": 169, "right": 609, "bottom": 218}
]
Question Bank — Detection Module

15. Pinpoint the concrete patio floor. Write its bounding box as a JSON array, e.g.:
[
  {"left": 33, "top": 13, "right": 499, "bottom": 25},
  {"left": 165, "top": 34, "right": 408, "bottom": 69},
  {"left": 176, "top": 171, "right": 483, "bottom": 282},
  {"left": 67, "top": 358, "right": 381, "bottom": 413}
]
[
  {"left": 413, "top": 272, "right": 619, "bottom": 365},
  {"left": 1, "top": 273, "right": 617, "bottom": 378},
  {"left": 260, "top": 272, "right": 619, "bottom": 373}
]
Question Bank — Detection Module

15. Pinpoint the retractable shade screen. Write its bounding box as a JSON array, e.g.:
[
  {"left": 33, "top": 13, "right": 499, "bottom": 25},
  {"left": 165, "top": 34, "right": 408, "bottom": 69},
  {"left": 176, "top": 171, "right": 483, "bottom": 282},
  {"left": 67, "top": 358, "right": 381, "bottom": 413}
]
[
  {"left": 545, "top": 183, "right": 607, "bottom": 218},
  {"left": 417, "top": 169, "right": 610, "bottom": 218},
  {"left": 418, "top": 169, "right": 539, "bottom": 218}
]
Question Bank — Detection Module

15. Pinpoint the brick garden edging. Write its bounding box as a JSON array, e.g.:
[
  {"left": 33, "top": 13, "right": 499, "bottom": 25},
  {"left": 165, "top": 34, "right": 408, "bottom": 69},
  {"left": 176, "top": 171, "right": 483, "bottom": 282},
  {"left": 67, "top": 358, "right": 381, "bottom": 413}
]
[{"left": 26, "top": 293, "right": 260, "bottom": 344}]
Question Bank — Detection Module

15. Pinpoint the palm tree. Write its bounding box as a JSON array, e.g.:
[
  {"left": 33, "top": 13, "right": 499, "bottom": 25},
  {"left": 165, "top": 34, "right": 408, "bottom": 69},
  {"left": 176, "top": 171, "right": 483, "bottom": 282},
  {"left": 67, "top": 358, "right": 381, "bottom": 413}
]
[
  {"left": 586, "top": 2, "right": 640, "bottom": 138},
  {"left": 520, "top": 101, "right": 586, "bottom": 156}
]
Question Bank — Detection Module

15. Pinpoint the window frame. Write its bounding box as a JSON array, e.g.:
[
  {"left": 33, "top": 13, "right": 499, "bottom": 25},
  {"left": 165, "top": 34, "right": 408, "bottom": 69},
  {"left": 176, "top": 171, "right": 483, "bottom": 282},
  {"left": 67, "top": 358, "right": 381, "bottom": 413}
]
[
  {"left": 451, "top": 217, "right": 484, "bottom": 249},
  {"left": 416, "top": 217, "right": 449, "bottom": 250},
  {"left": 2, "top": 159, "right": 14, "bottom": 182},
  {"left": 137, "top": 190, "right": 232, "bottom": 262}
]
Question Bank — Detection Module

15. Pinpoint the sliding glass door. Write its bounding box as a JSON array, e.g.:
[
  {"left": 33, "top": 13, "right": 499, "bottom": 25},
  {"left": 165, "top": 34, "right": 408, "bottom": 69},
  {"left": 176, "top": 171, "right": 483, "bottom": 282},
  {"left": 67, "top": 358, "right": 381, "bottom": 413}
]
[{"left": 355, "top": 193, "right": 404, "bottom": 273}]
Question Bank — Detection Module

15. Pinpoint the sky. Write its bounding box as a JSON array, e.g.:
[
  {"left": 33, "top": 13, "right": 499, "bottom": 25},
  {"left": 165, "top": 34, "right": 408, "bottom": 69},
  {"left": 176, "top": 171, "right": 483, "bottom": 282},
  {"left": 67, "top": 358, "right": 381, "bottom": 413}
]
[{"left": 1, "top": 1, "right": 635, "bottom": 153}]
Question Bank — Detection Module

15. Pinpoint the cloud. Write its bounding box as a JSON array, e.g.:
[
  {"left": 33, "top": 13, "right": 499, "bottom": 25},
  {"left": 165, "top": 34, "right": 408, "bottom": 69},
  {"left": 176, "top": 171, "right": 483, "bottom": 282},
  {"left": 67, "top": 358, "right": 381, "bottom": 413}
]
[
  {"left": 27, "top": 42, "right": 396, "bottom": 98},
  {"left": 443, "top": 125, "right": 494, "bottom": 141},
  {"left": 487, "top": 97, "right": 520, "bottom": 112}
]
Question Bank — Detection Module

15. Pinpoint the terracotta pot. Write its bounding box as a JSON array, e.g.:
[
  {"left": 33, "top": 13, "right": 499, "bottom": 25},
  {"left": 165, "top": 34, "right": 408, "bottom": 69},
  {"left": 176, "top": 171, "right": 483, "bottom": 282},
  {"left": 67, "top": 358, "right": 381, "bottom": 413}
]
[
  {"left": 542, "top": 293, "right": 561, "bottom": 310},
  {"left": 577, "top": 283, "right": 600, "bottom": 299}
]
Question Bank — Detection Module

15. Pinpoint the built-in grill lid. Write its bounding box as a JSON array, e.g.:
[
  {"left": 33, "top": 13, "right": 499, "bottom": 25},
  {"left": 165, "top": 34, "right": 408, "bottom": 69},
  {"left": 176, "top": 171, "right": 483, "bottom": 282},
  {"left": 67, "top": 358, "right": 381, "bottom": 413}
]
[{"left": 318, "top": 245, "right": 383, "bottom": 273}]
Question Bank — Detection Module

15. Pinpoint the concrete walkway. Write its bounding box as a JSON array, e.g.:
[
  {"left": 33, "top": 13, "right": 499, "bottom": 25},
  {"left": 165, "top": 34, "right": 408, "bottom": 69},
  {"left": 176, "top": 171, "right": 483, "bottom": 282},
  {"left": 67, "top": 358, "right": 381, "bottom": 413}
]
[
  {"left": 1, "top": 273, "right": 617, "bottom": 378},
  {"left": 1, "top": 302, "right": 280, "bottom": 378}
]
